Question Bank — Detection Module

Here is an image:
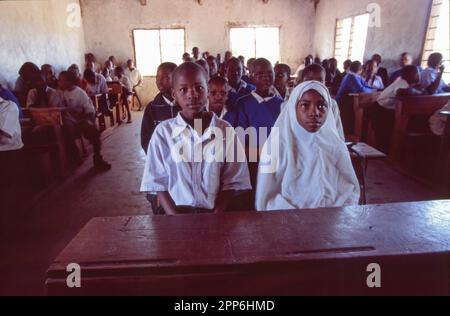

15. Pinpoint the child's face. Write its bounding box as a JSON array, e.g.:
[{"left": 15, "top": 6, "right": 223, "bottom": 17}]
[
  {"left": 172, "top": 70, "right": 208, "bottom": 120},
  {"left": 274, "top": 68, "right": 289, "bottom": 90},
  {"left": 252, "top": 63, "right": 274, "bottom": 93},
  {"left": 296, "top": 90, "right": 329, "bottom": 133},
  {"left": 226, "top": 61, "right": 243, "bottom": 87},
  {"left": 58, "top": 75, "right": 70, "bottom": 91},
  {"left": 207, "top": 59, "right": 218, "bottom": 77},
  {"left": 302, "top": 70, "right": 325, "bottom": 84},
  {"left": 156, "top": 68, "right": 173, "bottom": 94},
  {"left": 208, "top": 83, "right": 228, "bottom": 114}
]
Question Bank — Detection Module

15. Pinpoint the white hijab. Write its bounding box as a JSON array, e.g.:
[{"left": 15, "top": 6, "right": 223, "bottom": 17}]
[{"left": 255, "top": 81, "right": 360, "bottom": 211}]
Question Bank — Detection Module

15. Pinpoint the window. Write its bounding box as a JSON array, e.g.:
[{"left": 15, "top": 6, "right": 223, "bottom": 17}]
[
  {"left": 422, "top": 0, "right": 450, "bottom": 82},
  {"left": 334, "top": 14, "right": 370, "bottom": 70},
  {"left": 133, "top": 29, "right": 185, "bottom": 76},
  {"left": 230, "top": 27, "right": 280, "bottom": 66}
]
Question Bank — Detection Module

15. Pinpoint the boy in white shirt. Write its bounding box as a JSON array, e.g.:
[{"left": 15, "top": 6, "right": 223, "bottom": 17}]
[
  {"left": 124, "top": 59, "right": 144, "bottom": 111},
  {"left": 140, "top": 62, "right": 251, "bottom": 215},
  {"left": 26, "top": 74, "right": 58, "bottom": 108},
  {"left": 54, "top": 71, "right": 111, "bottom": 171}
]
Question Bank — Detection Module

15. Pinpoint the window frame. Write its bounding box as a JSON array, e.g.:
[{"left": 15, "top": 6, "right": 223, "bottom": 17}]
[{"left": 132, "top": 28, "right": 186, "bottom": 77}]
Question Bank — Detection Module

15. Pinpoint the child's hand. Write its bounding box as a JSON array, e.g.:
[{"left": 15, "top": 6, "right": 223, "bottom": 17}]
[{"left": 439, "top": 64, "right": 445, "bottom": 73}]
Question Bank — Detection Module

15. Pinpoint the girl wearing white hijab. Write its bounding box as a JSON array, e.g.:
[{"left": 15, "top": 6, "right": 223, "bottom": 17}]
[{"left": 255, "top": 81, "right": 360, "bottom": 211}]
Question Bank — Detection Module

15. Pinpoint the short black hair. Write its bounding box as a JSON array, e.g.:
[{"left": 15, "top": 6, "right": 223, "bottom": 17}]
[
  {"left": 402, "top": 65, "right": 419, "bottom": 80},
  {"left": 172, "top": 62, "right": 208, "bottom": 86},
  {"left": 252, "top": 58, "right": 272, "bottom": 71},
  {"left": 209, "top": 75, "right": 228, "bottom": 86},
  {"left": 226, "top": 57, "right": 241, "bottom": 69},
  {"left": 83, "top": 69, "right": 96, "bottom": 84},
  {"left": 428, "top": 52, "right": 443, "bottom": 68},
  {"left": 158, "top": 62, "right": 177, "bottom": 73},
  {"left": 301, "top": 64, "right": 325, "bottom": 81},
  {"left": 350, "top": 61, "right": 362, "bottom": 73},
  {"left": 59, "top": 70, "right": 77, "bottom": 85},
  {"left": 274, "top": 63, "right": 291, "bottom": 77}
]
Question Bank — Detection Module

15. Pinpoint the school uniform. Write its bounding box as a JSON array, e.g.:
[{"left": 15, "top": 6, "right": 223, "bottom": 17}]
[
  {"left": 364, "top": 75, "right": 384, "bottom": 90},
  {"left": 53, "top": 87, "right": 102, "bottom": 162},
  {"left": 85, "top": 73, "right": 108, "bottom": 96},
  {"left": 0, "top": 87, "right": 23, "bottom": 118},
  {"left": 124, "top": 68, "right": 143, "bottom": 87},
  {"left": 0, "top": 97, "right": 23, "bottom": 152},
  {"left": 336, "top": 72, "right": 377, "bottom": 134},
  {"left": 140, "top": 112, "right": 252, "bottom": 212},
  {"left": 377, "top": 67, "right": 389, "bottom": 88},
  {"left": 326, "top": 69, "right": 343, "bottom": 95},
  {"left": 141, "top": 93, "right": 181, "bottom": 153},
  {"left": 241, "top": 75, "right": 254, "bottom": 86},
  {"left": 26, "top": 87, "right": 57, "bottom": 108},
  {"left": 236, "top": 91, "right": 283, "bottom": 136},
  {"left": 226, "top": 80, "right": 255, "bottom": 113},
  {"left": 420, "top": 67, "right": 449, "bottom": 94},
  {"left": 255, "top": 82, "right": 360, "bottom": 211}
]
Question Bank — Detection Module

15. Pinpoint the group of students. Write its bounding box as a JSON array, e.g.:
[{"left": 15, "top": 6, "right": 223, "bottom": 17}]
[
  {"left": 0, "top": 53, "right": 147, "bottom": 171},
  {"left": 139, "top": 48, "right": 357, "bottom": 215}
]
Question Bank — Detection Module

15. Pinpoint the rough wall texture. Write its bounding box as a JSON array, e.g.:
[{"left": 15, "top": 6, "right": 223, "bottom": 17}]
[
  {"left": 80, "top": 0, "right": 316, "bottom": 104},
  {"left": 313, "top": 0, "right": 432, "bottom": 72},
  {"left": 0, "top": 0, "right": 86, "bottom": 90}
]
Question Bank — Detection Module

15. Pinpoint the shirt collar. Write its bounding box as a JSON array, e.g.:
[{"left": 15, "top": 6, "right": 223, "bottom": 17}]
[
  {"left": 251, "top": 90, "right": 277, "bottom": 104},
  {"left": 162, "top": 95, "right": 175, "bottom": 107},
  {"left": 230, "top": 80, "right": 247, "bottom": 93},
  {"left": 172, "top": 112, "right": 218, "bottom": 140}
]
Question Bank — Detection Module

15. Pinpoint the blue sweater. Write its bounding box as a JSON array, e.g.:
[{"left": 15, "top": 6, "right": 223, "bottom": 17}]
[{"left": 335, "top": 73, "right": 376, "bottom": 103}]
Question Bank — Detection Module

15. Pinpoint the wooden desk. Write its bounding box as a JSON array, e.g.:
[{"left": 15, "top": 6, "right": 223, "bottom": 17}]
[
  {"left": 390, "top": 93, "right": 450, "bottom": 164},
  {"left": 348, "top": 92, "right": 381, "bottom": 143},
  {"left": 46, "top": 200, "right": 450, "bottom": 296},
  {"left": 347, "top": 142, "right": 386, "bottom": 205}
]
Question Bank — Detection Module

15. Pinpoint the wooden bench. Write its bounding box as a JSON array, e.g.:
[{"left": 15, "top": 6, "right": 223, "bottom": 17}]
[
  {"left": 348, "top": 92, "right": 381, "bottom": 143},
  {"left": 24, "top": 107, "right": 69, "bottom": 177},
  {"left": 46, "top": 200, "right": 450, "bottom": 296},
  {"left": 90, "top": 94, "right": 114, "bottom": 131},
  {"left": 389, "top": 93, "right": 450, "bottom": 164}
]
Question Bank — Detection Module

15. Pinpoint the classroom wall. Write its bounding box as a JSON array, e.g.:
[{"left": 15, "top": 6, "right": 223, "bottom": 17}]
[
  {"left": 79, "top": 0, "right": 316, "bottom": 104},
  {"left": 0, "top": 0, "right": 86, "bottom": 91},
  {"left": 313, "top": 0, "right": 432, "bottom": 72}
]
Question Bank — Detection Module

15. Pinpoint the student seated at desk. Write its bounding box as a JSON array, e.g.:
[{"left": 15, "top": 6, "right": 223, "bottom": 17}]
[
  {"left": 83, "top": 69, "right": 111, "bottom": 116},
  {"left": 41, "top": 64, "right": 59, "bottom": 90},
  {"left": 372, "top": 54, "right": 390, "bottom": 88},
  {"left": 14, "top": 62, "right": 41, "bottom": 107},
  {"left": 53, "top": 71, "right": 111, "bottom": 171},
  {"left": 68, "top": 64, "right": 86, "bottom": 89},
  {"left": 362, "top": 60, "right": 384, "bottom": 90},
  {"left": 101, "top": 60, "right": 114, "bottom": 82},
  {"left": 255, "top": 81, "right": 360, "bottom": 211},
  {"left": 371, "top": 65, "right": 423, "bottom": 153},
  {"left": 141, "top": 62, "right": 180, "bottom": 154},
  {"left": 113, "top": 66, "right": 132, "bottom": 124},
  {"left": 299, "top": 64, "right": 345, "bottom": 141},
  {"left": 26, "top": 75, "right": 58, "bottom": 108},
  {"left": 207, "top": 76, "right": 229, "bottom": 119},
  {"left": 390, "top": 53, "right": 415, "bottom": 84},
  {"left": 140, "top": 62, "right": 251, "bottom": 215},
  {"left": 336, "top": 61, "right": 377, "bottom": 104},
  {"left": 420, "top": 53, "right": 450, "bottom": 95},
  {"left": 325, "top": 58, "right": 343, "bottom": 95}
]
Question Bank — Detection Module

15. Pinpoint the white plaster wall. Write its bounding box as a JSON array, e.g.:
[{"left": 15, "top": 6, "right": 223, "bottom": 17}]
[
  {"left": 0, "top": 0, "right": 86, "bottom": 90},
  {"left": 313, "top": 0, "right": 432, "bottom": 72},
  {"left": 80, "top": 0, "right": 316, "bottom": 104}
]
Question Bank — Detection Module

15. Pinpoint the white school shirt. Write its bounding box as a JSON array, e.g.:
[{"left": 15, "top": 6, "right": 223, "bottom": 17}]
[
  {"left": 140, "top": 113, "right": 252, "bottom": 210},
  {"left": 26, "top": 87, "right": 57, "bottom": 108},
  {"left": 420, "top": 67, "right": 448, "bottom": 93},
  {"left": 124, "top": 68, "right": 143, "bottom": 87},
  {"left": 365, "top": 75, "right": 384, "bottom": 90},
  {"left": 0, "top": 97, "right": 23, "bottom": 151},
  {"left": 114, "top": 75, "right": 133, "bottom": 93},
  {"left": 53, "top": 87, "right": 96, "bottom": 124},
  {"left": 377, "top": 78, "right": 410, "bottom": 110},
  {"left": 85, "top": 74, "right": 108, "bottom": 96}
]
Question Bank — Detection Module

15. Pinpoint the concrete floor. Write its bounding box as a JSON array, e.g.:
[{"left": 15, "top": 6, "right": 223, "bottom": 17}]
[{"left": 0, "top": 111, "right": 442, "bottom": 295}]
